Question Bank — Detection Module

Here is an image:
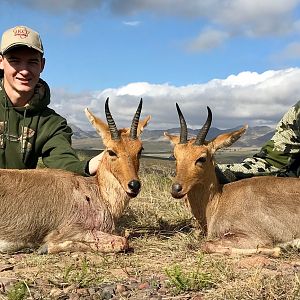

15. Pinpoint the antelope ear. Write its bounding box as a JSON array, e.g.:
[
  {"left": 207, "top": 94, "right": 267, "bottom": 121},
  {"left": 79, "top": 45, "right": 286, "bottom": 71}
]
[
  {"left": 210, "top": 125, "right": 248, "bottom": 153},
  {"left": 85, "top": 108, "right": 111, "bottom": 143},
  {"left": 137, "top": 115, "right": 151, "bottom": 136},
  {"left": 164, "top": 132, "right": 180, "bottom": 145}
]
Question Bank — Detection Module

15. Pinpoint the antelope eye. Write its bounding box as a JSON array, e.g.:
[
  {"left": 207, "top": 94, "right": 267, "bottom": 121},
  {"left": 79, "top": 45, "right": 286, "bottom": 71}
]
[
  {"left": 107, "top": 150, "right": 117, "bottom": 157},
  {"left": 169, "top": 154, "right": 176, "bottom": 161},
  {"left": 196, "top": 156, "right": 206, "bottom": 164}
]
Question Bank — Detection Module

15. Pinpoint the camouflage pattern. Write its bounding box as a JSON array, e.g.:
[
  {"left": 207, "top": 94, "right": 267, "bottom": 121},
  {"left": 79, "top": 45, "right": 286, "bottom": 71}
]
[{"left": 217, "top": 101, "right": 300, "bottom": 183}]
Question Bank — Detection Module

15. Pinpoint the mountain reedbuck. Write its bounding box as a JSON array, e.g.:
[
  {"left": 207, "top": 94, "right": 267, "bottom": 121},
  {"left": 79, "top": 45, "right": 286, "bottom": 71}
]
[
  {"left": 0, "top": 98, "right": 150, "bottom": 254},
  {"left": 165, "top": 103, "right": 300, "bottom": 256}
]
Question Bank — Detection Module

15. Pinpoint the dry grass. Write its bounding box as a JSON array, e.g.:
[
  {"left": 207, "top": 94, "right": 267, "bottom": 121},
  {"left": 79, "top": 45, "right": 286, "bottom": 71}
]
[{"left": 1, "top": 157, "right": 300, "bottom": 299}]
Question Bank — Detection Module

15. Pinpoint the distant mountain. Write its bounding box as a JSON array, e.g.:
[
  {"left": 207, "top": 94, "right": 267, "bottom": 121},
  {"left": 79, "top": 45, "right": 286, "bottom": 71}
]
[
  {"left": 142, "top": 127, "right": 234, "bottom": 141},
  {"left": 142, "top": 126, "right": 274, "bottom": 147},
  {"left": 235, "top": 126, "right": 275, "bottom": 147},
  {"left": 70, "top": 123, "right": 275, "bottom": 149},
  {"left": 69, "top": 124, "right": 97, "bottom": 139}
]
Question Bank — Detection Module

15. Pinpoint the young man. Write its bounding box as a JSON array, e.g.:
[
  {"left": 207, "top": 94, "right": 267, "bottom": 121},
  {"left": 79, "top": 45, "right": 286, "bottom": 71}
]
[
  {"left": 0, "top": 25, "right": 100, "bottom": 175},
  {"left": 217, "top": 101, "right": 300, "bottom": 183}
]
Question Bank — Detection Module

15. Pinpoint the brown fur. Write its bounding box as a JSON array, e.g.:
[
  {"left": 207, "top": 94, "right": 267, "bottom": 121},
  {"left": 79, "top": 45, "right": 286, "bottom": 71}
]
[
  {"left": 165, "top": 127, "right": 300, "bottom": 256},
  {"left": 0, "top": 108, "right": 150, "bottom": 254}
]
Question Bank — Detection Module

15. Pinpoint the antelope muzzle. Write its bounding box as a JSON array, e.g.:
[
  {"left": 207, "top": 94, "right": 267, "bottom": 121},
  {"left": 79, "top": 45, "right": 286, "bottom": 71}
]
[
  {"left": 171, "top": 182, "right": 185, "bottom": 199},
  {"left": 127, "top": 179, "right": 141, "bottom": 197}
]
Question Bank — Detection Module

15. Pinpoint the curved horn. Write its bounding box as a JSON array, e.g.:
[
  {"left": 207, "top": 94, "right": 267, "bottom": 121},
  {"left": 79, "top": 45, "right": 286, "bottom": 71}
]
[
  {"left": 194, "top": 106, "right": 212, "bottom": 146},
  {"left": 129, "top": 98, "right": 143, "bottom": 140},
  {"left": 105, "top": 97, "right": 120, "bottom": 140},
  {"left": 176, "top": 103, "right": 188, "bottom": 144}
]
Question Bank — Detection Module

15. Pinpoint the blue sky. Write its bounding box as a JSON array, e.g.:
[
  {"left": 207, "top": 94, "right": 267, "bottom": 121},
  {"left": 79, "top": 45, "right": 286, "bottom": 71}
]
[{"left": 1, "top": 0, "right": 300, "bottom": 131}]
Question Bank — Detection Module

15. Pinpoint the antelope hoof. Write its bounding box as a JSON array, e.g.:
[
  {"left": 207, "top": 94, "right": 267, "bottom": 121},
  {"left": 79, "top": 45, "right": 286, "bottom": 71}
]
[{"left": 110, "top": 236, "right": 129, "bottom": 253}]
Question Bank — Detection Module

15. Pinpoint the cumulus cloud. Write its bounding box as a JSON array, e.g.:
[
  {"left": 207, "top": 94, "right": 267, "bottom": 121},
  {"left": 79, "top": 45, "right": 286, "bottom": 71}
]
[
  {"left": 110, "top": 0, "right": 300, "bottom": 37},
  {"left": 5, "top": 0, "right": 300, "bottom": 36},
  {"left": 69, "top": 0, "right": 300, "bottom": 38},
  {"left": 2, "top": 0, "right": 300, "bottom": 51},
  {"left": 50, "top": 68, "right": 300, "bottom": 131},
  {"left": 211, "top": 0, "right": 298, "bottom": 36}
]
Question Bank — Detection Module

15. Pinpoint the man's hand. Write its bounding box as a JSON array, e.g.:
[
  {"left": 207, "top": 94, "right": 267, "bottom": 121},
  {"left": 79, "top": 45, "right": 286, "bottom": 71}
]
[{"left": 88, "top": 152, "right": 104, "bottom": 175}]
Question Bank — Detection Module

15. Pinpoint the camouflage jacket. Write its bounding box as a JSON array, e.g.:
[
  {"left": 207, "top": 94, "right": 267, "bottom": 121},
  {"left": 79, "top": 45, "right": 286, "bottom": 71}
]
[
  {"left": 0, "top": 76, "right": 90, "bottom": 175},
  {"left": 255, "top": 101, "right": 300, "bottom": 175}
]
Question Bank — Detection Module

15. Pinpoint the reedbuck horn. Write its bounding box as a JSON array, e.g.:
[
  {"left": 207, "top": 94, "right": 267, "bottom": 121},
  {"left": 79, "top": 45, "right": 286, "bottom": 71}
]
[
  {"left": 176, "top": 103, "right": 188, "bottom": 144},
  {"left": 194, "top": 106, "right": 212, "bottom": 146},
  {"left": 130, "top": 98, "right": 143, "bottom": 140},
  {"left": 105, "top": 97, "right": 120, "bottom": 140}
]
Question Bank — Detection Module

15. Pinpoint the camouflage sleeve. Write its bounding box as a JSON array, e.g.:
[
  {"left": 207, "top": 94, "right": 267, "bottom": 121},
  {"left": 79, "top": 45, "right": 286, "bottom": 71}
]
[
  {"left": 270, "top": 101, "right": 300, "bottom": 155},
  {"left": 216, "top": 101, "right": 300, "bottom": 183},
  {"left": 216, "top": 156, "right": 280, "bottom": 183}
]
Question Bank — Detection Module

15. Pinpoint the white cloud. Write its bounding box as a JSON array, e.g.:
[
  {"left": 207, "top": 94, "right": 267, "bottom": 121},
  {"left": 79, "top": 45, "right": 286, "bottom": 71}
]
[
  {"left": 3, "top": 0, "right": 300, "bottom": 51},
  {"left": 221, "top": 70, "right": 278, "bottom": 87},
  {"left": 212, "top": 0, "right": 298, "bottom": 35},
  {"left": 51, "top": 68, "right": 300, "bottom": 130},
  {"left": 186, "top": 28, "right": 229, "bottom": 52},
  {"left": 5, "top": 0, "right": 300, "bottom": 37},
  {"left": 110, "top": 0, "right": 300, "bottom": 37},
  {"left": 122, "top": 21, "right": 140, "bottom": 26},
  {"left": 114, "top": 0, "right": 299, "bottom": 53}
]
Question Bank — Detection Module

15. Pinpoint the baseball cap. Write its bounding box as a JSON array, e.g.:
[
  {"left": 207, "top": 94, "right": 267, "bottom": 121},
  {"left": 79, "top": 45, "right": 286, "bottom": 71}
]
[{"left": 0, "top": 25, "right": 44, "bottom": 55}]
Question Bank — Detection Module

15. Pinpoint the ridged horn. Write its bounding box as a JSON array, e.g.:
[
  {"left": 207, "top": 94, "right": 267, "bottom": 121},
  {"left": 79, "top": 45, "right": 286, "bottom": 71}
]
[
  {"left": 194, "top": 106, "right": 212, "bottom": 146},
  {"left": 130, "top": 98, "right": 143, "bottom": 140},
  {"left": 176, "top": 103, "right": 188, "bottom": 144},
  {"left": 105, "top": 97, "right": 120, "bottom": 140}
]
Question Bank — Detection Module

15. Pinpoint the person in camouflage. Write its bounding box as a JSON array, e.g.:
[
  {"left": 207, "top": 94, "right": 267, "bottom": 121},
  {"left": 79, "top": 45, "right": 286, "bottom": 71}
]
[{"left": 217, "top": 101, "right": 300, "bottom": 183}]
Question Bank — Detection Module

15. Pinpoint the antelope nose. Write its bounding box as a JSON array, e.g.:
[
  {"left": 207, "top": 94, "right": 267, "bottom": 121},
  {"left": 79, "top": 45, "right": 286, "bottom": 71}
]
[
  {"left": 128, "top": 180, "right": 141, "bottom": 194},
  {"left": 171, "top": 183, "right": 184, "bottom": 198},
  {"left": 172, "top": 183, "right": 182, "bottom": 194}
]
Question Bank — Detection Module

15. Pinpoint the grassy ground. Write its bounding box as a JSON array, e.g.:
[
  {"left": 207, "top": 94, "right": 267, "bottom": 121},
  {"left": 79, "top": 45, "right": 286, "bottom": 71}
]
[{"left": 0, "top": 155, "right": 299, "bottom": 299}]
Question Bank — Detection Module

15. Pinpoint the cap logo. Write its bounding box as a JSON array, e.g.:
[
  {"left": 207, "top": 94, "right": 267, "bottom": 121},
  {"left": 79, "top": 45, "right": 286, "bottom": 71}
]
[{"left": 13, "top": 27, "right": 30, "bottom": 39}]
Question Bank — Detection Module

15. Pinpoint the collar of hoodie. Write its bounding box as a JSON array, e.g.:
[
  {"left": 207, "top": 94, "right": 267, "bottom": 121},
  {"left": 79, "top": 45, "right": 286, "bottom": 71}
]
[
  {"left": 0, "top": 77, "right": 50, "bottom": 163},
  {"left": 0, "top": 77, "right": 50, "bottom": 113}
]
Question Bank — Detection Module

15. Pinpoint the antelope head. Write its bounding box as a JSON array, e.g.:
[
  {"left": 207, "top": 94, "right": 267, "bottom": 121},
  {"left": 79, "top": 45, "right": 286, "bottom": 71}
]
[
  {"left": 85, "top": 98, "right": 151, "bottom": 197},
  {"left": 165, "top": 103, "right": 247, "bottom": 199}
]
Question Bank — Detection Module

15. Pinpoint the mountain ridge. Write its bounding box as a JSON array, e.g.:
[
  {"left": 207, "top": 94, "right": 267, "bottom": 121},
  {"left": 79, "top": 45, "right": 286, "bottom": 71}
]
[{"left": 70, "top": 124, "right": 275, "bottom": 149}]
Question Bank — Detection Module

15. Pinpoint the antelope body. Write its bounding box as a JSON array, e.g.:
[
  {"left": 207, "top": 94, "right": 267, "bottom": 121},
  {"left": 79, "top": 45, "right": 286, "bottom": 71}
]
[
  {"left": 0, "top": 98, "right": 150, "bottom": 254},
  {"left": 165, "top": 104, "right": 300, "bottom": 256}
]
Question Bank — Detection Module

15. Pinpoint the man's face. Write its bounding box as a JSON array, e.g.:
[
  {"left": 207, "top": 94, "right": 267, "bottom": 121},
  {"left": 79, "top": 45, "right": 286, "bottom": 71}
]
[{"left": 0, "top": 46, "right": 45, "bottom": 95}]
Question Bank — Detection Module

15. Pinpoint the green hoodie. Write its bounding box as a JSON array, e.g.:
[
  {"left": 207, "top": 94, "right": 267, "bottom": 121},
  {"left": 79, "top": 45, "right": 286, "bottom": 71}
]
[{"left": 0, "top": 73, "right": 90, "bottom": 175}]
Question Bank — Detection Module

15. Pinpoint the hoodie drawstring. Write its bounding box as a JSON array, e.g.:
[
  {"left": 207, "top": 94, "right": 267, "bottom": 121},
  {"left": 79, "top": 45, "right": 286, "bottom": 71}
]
[
  {"left": 21, "top": 106, "right": 27, "bottom": 157},
  {"left": 2, "top": 96, "right": 8, "bottom": 149}
]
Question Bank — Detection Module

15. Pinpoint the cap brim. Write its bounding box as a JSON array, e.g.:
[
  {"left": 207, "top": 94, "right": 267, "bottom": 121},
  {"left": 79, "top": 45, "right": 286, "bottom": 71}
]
[{"left": 2, "top": 43, "right": 44, "bottom": 55}]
